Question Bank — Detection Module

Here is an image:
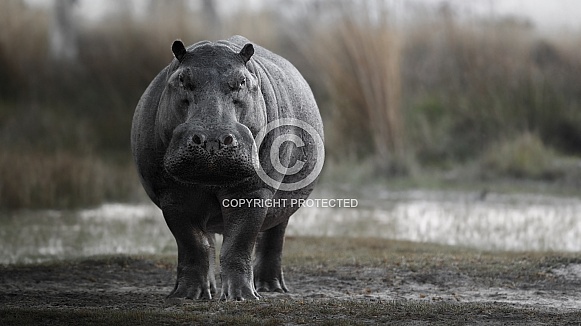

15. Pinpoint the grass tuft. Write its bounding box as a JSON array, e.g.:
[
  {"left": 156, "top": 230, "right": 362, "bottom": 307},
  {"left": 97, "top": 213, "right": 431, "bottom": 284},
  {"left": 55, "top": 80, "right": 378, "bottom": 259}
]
[{"left": 480, "top": 132, "right": 562, "bottom": 180}]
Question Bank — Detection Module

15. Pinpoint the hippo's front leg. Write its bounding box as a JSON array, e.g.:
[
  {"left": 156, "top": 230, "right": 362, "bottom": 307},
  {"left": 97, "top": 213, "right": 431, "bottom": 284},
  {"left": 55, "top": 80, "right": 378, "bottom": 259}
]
[
  {"left": 161, "top": 198, "right": 215, "bottom": 300},
  {"left": 219, "top": 191, "right": 270, "bottom": 301}
]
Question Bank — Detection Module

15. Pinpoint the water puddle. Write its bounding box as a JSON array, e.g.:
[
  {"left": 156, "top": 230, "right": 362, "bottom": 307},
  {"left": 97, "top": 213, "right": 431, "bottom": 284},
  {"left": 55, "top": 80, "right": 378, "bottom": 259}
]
[
  {"left": 2, "top": 189, "right": 581, "bottom": 264},
  {"left": 0, "top": 204, "right": 172, "bottom": 265},
  {"left": 289, "top": 189, "right": 581, "bottom": 252}
]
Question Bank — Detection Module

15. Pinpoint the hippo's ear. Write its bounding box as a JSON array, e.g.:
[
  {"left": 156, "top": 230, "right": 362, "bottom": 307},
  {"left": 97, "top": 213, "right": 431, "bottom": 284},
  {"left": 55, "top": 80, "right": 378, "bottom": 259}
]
[
  {"left": 239, "top": 43, "right": 254, "bottom": 64},
  {"left": 172, "top": 40, "right": 187, "bottom": 62}
]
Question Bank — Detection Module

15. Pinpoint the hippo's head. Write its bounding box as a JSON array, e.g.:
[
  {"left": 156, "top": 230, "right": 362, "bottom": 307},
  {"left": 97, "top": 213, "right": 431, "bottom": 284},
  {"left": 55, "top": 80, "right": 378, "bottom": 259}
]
[{"left": 158, "top": 40, "right": 266, "bottom": 186}]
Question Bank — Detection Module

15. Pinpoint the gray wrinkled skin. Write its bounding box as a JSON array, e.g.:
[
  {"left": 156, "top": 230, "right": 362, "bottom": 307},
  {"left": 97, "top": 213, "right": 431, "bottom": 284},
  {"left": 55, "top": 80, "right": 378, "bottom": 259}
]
[{"left": 131, "top": 35, "right": 324, "bottom": 301}]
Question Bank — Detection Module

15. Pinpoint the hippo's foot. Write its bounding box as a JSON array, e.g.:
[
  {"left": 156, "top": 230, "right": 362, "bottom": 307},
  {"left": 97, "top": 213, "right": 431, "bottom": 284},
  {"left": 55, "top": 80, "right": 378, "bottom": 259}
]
[
  {"left": 254, "top": 277, "right": 288, "bottom": 293},
  {"left": 253, "top": 257, "right": 288, "bottom": 293},
  {"left": 167, "top": 272, "right": 216, "bottom": 300},
  {"left": 220, "top": 272, "right": 261, "bottom": 301}
]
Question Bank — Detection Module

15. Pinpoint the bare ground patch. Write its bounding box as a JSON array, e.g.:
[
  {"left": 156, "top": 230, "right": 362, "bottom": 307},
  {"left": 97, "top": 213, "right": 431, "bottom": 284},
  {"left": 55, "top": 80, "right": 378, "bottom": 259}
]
[{"left": 1, "top": 237, "right": 581, "bottom": 325}]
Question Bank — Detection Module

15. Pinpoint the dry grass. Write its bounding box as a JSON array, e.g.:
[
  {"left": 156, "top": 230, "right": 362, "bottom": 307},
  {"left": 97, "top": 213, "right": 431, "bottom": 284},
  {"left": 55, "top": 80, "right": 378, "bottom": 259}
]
[
  {"left": 0, "top": 0, "right": 49, "bottom": 100},
  {"left": 2, "top": 1, "right": 581, "bottom": 208},
  {"left": 301, "top": 2, "right": 406, "bottom": 173},
  {"left": 0, "top": 151, "right": 139, "bottom": 209},
  {"left": 402, "top": 10, "right": 581, "bottom": 163}
]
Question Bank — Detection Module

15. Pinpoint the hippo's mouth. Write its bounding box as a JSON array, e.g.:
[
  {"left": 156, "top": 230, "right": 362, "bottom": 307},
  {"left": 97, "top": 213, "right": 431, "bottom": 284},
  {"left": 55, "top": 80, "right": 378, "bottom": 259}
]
[
  {"left": 164, "top": 166, "right": 257, "bottom": 188},
  {"left": 163, "top": 148, "right": 258, "bottom": 187},
  {"left": 167, "top": 171, "right": 255, "bottom": 188}
]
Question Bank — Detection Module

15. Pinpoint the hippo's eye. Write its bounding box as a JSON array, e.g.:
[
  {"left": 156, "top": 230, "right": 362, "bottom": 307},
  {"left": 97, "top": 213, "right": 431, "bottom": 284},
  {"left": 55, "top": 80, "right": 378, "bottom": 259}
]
[
  {"left": 177, "top": 73, "right": 194, "bottom": 91},
  {"left": 230, "top": 77, "right": 246, "bottom": 91}
]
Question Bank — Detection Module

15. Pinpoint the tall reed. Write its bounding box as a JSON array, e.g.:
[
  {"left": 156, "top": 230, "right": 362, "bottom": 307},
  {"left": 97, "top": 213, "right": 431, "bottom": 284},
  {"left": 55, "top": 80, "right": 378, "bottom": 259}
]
[{"left": 302, "top": 2, "right": 406, "bottom": 174}]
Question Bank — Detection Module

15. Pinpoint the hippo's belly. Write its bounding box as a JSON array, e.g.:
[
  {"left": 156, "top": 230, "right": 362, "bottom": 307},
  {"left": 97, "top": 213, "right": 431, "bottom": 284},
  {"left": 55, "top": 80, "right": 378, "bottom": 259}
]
[{"left": 205, "top": 186, "right": 313, "bottom": 234}]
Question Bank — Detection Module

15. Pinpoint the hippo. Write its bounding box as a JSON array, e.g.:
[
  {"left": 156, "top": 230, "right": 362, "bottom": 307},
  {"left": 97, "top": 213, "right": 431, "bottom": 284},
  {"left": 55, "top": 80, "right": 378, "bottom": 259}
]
[{"left": 131, "top": 35, "right": 324, "bottom": 300}]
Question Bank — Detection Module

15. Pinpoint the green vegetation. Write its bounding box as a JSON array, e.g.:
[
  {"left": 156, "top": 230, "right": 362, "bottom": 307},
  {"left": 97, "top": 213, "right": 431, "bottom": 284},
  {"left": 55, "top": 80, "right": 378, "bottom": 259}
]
[
  {"left": 480, "top": 132, "right": 562, "bottom": 180},
  {"left": 1, "top": 1, "right": 581, "bottom": 208}
]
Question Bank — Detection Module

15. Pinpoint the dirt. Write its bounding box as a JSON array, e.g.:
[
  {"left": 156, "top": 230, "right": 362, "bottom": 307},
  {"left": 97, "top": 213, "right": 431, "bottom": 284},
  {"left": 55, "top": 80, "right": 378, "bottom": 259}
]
[{"left": 2, "top": 238, "right": 581, "bottom": 325}]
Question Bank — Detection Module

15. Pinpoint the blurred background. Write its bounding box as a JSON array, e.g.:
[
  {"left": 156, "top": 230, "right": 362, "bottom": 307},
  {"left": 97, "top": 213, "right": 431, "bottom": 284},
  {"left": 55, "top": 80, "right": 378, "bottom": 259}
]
[{"left": 2, "top": 0, "right": 581, "bottom": 210}]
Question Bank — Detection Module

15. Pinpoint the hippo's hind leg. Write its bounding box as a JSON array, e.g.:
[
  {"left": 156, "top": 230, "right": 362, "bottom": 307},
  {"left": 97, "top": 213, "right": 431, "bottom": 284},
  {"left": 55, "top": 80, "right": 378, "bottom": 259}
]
[
  {"left": 253, "top": 220, "right": 289, "bottom": 293},
  {"left": 208, "top": 233, "right": 217, "bottom": 295},
  {"left": 162, "top": 205, "right": 214, "bottom": 300}
]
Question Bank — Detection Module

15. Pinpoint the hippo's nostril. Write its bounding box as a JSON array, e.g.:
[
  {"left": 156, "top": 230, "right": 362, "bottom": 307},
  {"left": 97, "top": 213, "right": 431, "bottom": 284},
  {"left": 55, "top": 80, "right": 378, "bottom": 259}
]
[
  {"left": 223, "top": 134, "right": 234, "bottom": 146},
  {"left": 192, "top": 134, "right": 204, "bottom": 146},
  {"left": 189, "top": 132, "right": 235, "bottom": 151}
]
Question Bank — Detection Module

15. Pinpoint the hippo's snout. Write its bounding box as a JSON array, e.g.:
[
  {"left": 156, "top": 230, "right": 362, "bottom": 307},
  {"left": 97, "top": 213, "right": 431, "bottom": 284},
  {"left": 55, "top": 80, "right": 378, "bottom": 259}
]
[
  {"left": 188, "top": 130, "right": 238, "bottom": 153},
  {"left": 164, "top": 122, "right": 256, "bottom": 186}
]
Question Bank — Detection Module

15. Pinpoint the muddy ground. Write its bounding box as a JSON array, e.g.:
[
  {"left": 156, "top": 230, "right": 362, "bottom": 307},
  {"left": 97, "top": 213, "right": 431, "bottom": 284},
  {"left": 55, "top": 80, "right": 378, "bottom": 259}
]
[{"left": 1, "top": 237, "right": 581, "bottom": 325}]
